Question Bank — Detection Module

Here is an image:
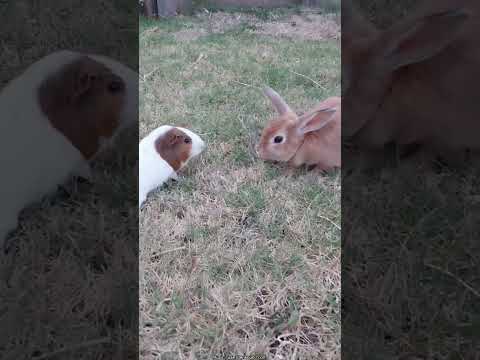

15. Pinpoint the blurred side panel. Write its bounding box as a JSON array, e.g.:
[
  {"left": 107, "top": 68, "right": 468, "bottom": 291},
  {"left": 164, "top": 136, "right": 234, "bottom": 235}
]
[
  {"left": 342, "top": 0, "right": 480, "bottom": 358},
  {"left": 0, "top": 1, "right": 138, "bottom": 359}
]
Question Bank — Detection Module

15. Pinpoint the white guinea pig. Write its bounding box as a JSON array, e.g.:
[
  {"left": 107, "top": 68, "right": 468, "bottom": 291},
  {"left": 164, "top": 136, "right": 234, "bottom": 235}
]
[
  {"left": 0, "top": 50, "right": 138, "bottom": 245},
  {"left": 139, "top": 125, "right": 206, "bottom": 208}
]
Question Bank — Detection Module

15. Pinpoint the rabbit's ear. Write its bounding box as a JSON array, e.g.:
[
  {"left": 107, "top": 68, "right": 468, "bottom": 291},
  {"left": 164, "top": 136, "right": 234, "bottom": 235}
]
[
  {"left": 297, "top": 108, "right": 336, "bottom": 135},
  {"left": 342, "top": 0, "right": 378, "bottom": 41},
  {"left": 379, "top": 8, "right": 469, "bottom": 70},
  {"left": 263, "top": 87, "right": 293, "bottom": 115}
]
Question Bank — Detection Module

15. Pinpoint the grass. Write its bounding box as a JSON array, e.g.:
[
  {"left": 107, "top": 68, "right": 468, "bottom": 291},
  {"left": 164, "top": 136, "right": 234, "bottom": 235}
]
[{"left": 139, "top": 7, "right": 340, "bottom": 360}]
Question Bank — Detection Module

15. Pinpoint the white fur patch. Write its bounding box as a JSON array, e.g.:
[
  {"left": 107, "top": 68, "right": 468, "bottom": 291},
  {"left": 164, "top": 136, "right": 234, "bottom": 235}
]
[
  {"left": 138, "top": 125, "right": 206, "bottom": 208},
  {"left": 0, "top": 51, "right": 89, "bottom": 244}
]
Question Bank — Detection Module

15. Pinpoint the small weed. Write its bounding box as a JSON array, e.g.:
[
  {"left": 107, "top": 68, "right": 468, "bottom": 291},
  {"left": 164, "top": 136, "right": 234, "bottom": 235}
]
[
  {"left": 172, "top": 292, "right": 185, "bottom": 310},
  {"left": 226, "top": 184, "right": 266, "bottom": 218},
  {"left": 263, "top": 210, "right": 287, "bottom": 240},
  {"left": 185, "top": 225, "right": 214, "bottom": 243},
  {"left": 232, "top": 145, "right": 253, "bottom": 166}
]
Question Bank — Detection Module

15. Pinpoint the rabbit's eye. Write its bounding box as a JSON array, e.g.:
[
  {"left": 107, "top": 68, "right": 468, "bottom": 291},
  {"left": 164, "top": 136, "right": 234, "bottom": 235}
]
[
  {"left": 184, "top": 137, "right": 191, "bottom": 144},
  {"left": 273, "top": 136, "right": 284, "bottom": 144}
]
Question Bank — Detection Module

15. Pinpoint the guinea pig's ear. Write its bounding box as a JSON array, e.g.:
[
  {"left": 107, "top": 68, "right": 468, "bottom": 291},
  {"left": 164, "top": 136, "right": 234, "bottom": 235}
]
[
  {"left": 168, "top": 133, "right": 182, "bottom": 146},
  {"left": 72, "top": 57, "right": 96, "bottom": 99},
  {"left": 297, "top": 108, "right": 336, "bottom": 135}
]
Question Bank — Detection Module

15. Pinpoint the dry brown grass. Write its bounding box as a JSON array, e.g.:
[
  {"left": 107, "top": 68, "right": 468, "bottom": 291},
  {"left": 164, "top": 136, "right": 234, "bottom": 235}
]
[{"left": 140, "top": 8, "right": 340, "bottom": 359}]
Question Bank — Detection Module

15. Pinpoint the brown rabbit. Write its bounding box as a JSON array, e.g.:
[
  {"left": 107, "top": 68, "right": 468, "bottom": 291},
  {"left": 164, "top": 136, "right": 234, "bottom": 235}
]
[
  {"left": 342, "top": 0, "right": 480, "bottom": 161},
  {"left": 256, "top": 87, "right": 341, "bottom": 171}
]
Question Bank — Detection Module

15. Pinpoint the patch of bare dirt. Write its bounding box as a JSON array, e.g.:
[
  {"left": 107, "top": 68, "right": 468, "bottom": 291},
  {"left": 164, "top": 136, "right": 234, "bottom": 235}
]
[
  {"left": 173, "top": 28, "right": 207, "bottom": 41},
  {"left": 172, "top": 12, "right": 340, "bottom": 42},
  {"left": 196, "top": 11, "right": 259, "bottom": 33},
  {"left": 256, "top": 14, "right": 340, "bottom": 41},
  {"left": 172, "top": 12, "right": 256, "bottom": 41}
]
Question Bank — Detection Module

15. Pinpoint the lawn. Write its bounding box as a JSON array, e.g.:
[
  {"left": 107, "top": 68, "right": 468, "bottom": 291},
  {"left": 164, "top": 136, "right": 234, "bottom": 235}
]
[{"left": 139, "top": 7, "right": 341, "bottom": 360}]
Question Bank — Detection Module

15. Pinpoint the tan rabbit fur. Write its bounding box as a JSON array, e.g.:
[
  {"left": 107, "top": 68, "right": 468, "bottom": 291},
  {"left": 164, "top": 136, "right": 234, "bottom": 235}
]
[
  {"left": 257, "top": 87, "right": 341, "bottom": 171},
  {"left": 342, "top": 0, "right": 480, "bottom": 163}
]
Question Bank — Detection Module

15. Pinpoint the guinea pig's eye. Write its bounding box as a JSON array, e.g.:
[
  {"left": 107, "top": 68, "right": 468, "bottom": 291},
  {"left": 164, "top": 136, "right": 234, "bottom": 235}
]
[
  {"left": 273, "top": 135, "right": 284, "bottom": 144},
  {"left": 108, "top": 80, "right": 124, "bottom": 93},
  {"left": 184, "top": 137, "right": 192, "bottom": 144}
]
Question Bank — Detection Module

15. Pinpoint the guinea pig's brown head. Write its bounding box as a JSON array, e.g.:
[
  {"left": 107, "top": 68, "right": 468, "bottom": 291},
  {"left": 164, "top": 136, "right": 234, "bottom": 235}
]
[
  {"left": 154, "top": 127, "right": 194, "bottom": 172},
  {"left": 38, "top": 55, "right": 126, "bottom": 160}
]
